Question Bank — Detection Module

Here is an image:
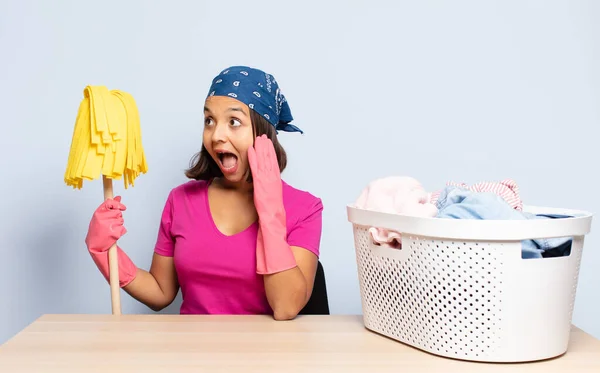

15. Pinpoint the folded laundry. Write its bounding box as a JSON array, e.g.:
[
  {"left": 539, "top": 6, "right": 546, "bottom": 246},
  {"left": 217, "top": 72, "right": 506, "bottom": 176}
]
[{"left": 354, "top": 176, "right": 438, "bottom": 248}]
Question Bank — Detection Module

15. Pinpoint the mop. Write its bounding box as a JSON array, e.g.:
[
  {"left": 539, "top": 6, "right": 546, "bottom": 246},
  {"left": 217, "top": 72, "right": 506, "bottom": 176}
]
[{"left": 64, "top": 85, "right": 148, "bottom": 315}]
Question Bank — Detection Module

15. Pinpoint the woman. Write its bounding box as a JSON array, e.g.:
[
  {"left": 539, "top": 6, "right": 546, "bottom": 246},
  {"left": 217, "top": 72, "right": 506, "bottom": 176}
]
[{"left": 84, "top": 66, "right": 324, "bottom": 320}]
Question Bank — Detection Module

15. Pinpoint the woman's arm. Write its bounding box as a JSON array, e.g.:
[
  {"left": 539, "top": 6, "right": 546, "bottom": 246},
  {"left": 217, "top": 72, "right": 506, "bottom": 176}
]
[
  {"left": 258, "top": 194, "right": 323, "bottom": 321},
  {"left": 123, "top": 186, "right": 180, "bottom": 311},
  {"left": 123, "top": 253, "right": 179, "bottom": 312},
  {"left": 263, "top": 247, "right": 318, "bottom": 320},
  {"left": 85, "top": 196, "right": 180, "bottom": 312},
  {"left": 248, "top": 135, "right": 324, "bottom": 320}
]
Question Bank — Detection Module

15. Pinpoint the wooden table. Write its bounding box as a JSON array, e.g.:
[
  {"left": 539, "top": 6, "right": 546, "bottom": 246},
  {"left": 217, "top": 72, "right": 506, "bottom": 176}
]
[{"left": 0, "top": 314, "right": 599, "bottom": 372}]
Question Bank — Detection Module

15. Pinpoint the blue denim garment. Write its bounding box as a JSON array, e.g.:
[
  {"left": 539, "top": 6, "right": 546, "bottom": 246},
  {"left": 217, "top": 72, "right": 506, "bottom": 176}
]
[
  {"left": 527, "top": 213, "right": 572, "bottom": 257},
  {"left": 436, "top": 186, "right": 572, "bottom": 258}
]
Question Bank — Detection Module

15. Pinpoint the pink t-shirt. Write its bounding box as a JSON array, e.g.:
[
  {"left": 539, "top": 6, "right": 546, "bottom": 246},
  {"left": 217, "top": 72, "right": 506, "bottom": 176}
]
[{"left": 153, "top": 179, "right": 324, "bottom": 315}]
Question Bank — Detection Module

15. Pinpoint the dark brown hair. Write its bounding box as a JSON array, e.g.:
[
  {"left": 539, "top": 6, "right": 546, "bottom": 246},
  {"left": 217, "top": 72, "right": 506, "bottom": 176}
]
[{"left": 184, "top": 109, "right": 287, "bottom": 182}]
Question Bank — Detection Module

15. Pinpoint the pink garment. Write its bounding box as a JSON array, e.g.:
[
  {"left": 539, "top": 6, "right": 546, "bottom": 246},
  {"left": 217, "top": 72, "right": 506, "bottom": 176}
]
[
  {"left": 154, "top": 179, "right": 323, "bottom": 315},
  {"left": 429, "top": 178, "right": 522, "bottom": 211},
  {"left": 354, "top": 176, "right": 438, "bottom": 248}
]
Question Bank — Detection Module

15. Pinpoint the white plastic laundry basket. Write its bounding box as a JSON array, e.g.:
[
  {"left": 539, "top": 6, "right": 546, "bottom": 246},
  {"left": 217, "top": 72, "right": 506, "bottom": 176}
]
[{"left": 347, "top": 204, "right": 593, "bottom": 363}]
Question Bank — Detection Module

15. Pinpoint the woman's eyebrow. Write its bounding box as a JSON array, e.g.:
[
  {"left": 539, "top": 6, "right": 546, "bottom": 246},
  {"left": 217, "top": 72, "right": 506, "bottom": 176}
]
[
  {"left": 227, "top": 107, "right": 247, "bottom": 116},
  {"left": 203, "top": 106, "right": 248, "bottom": 116}
]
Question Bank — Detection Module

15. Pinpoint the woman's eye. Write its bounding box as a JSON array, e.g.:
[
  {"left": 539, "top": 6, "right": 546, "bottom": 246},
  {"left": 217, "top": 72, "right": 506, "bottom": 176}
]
[
  {"left": 231, "top": 119, "right": 242, "bottom": 127},
  {"left": 204, "top": 118, "right": 214, "bottom": 126}
]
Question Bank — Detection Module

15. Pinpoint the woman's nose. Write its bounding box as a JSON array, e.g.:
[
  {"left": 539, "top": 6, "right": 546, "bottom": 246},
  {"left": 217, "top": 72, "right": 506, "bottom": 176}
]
[{"left": 211, "top": 122, "right": 228, "bottom": 142}]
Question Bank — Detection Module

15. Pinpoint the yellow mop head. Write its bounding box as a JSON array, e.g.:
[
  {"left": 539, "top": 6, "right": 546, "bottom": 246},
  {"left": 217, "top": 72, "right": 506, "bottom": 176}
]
[{"left": 64, "top": 85, "right": 148, "bottom": 189}]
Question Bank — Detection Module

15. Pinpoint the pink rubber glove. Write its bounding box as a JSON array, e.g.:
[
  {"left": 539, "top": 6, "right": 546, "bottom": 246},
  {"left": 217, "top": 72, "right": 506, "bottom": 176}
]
[
  {"left": 248, "top": 135, "right": 297, "bottom": 274},
  {"left": 85, "top": 196, "right": 138, "bottom": 287}
]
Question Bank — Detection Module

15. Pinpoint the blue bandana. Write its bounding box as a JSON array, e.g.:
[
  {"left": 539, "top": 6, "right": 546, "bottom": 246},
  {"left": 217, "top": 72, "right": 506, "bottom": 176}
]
[{"left": 206, "top": 66, "right": 303, "bottom": 134}]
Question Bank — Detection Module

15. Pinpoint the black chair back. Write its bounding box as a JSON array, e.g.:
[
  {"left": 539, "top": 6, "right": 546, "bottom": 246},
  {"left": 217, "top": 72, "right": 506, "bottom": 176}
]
[{"left": 299, "top": 261, "right": 330, "bottom": 315}]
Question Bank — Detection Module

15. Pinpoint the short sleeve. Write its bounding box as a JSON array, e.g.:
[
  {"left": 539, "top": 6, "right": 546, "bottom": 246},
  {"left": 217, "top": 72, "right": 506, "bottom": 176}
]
[
  {"left": 154, "top": 191, "right": 175, "bottom": 257},
  {"left": 286, "top": 198, "right": 324, "bottom": 257}
]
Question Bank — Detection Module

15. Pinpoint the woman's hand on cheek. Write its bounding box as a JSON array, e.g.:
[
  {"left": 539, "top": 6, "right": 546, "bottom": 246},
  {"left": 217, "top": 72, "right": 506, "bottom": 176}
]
[
  {"left": 247, "top": 135, "right": 284, "bottom": 213},
  {"left": 248, "top": 135, "right": 293, "bottom": 274}
]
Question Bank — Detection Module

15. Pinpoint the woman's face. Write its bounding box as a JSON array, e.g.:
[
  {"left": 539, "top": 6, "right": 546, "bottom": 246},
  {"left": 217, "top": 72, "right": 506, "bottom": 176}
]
[{"left": 203, "top": 95, "right": 254, "bottom": 183}]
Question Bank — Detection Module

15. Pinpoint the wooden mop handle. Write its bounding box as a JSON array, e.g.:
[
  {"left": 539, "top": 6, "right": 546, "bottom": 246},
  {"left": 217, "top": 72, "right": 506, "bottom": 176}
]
[{"left": 103, "top": 176, "right": 122, "bottom": 315}]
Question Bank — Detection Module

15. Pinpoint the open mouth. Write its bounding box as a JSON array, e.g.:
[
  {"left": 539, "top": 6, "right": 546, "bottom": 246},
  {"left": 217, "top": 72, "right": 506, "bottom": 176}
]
[{"left": 216, "top": 150, "right": 239, "bottom": 172}]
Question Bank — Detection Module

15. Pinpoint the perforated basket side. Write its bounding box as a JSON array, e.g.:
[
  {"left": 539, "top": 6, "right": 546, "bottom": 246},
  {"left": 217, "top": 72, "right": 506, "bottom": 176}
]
[
  {"left": 353, "top": 225, "right": 505, "bottom": 360},
  {"left": 349, "top": 204, "right": 593, "bottom": 362}
]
